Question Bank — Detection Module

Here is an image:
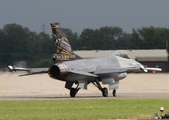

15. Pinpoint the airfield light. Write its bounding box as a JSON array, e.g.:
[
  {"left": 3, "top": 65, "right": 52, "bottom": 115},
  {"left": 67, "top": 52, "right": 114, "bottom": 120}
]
[{"left": 160, "top": 107, "right": 164, "bottom": 118}]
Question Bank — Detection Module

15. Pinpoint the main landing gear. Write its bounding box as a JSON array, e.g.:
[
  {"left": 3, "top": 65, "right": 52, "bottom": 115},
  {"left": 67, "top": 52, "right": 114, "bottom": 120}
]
[
  {"left": 70, "top": 85, "right": 80, "bottom": 97},
  {"left": 92, "top": 80, "right": 117, "bottom": 97},
  {"left": 92, "top": 79, "right": 108, "bottom": 97},
  {"left": 69, "top": 80, "right": 117, "bottom": 97}
]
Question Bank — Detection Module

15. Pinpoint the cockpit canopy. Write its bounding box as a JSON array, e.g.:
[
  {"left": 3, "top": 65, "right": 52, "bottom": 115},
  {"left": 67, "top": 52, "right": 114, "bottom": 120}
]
[{"left": 113, "top": 50, "right": 130, "bottom": 59}]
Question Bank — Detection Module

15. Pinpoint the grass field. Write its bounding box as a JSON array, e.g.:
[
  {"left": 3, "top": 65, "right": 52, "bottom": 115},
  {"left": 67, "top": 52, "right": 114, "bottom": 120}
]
[{"left": 0, "top": 99, "right": 169, "bottom": 120}]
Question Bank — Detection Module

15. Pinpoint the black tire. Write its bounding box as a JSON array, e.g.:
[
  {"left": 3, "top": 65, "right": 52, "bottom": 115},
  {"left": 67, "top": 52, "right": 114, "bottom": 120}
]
[
  {"left": 102, "top": 88, "right": 108, "bottom": 97},
  {"left": 70, "top": 88, "right": 77, "bottom": 97},
  {"left": 113, "top": 89, "right": 116, "bottom": 97}
]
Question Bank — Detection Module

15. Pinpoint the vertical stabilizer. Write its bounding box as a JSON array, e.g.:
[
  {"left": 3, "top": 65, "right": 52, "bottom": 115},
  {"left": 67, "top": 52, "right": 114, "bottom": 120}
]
[{"left": 51, "top": 22, "right": 81, "bottom": 61}]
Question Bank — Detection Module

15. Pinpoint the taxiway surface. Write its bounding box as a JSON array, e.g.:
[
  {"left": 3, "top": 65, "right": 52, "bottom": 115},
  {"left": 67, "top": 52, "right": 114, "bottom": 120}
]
[{"left": 0, "top": 72, "right": 169, "bottom": 100}]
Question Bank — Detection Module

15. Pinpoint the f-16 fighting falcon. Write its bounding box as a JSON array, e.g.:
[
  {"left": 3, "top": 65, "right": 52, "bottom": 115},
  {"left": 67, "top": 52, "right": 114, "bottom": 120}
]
[{"left": 8, "top": 22, "right": 162, "bottom": 97}]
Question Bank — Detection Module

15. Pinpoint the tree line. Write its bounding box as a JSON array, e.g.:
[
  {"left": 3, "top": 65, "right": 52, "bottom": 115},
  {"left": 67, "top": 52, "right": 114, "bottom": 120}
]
[{"left": 0, "top": 23, "right": 169, "bottom": 68}]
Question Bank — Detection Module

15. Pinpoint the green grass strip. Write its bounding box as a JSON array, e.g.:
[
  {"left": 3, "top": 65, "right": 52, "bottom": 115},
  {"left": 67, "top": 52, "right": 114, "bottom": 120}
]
[{"left": 0, "top": 99, "right": 169, "bottom": 120}]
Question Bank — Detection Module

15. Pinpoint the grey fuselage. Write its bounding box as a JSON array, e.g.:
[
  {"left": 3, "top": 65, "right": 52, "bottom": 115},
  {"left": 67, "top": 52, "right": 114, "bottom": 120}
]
[{"left": 48, "top": 53, "right": 142, "bottom": 82}]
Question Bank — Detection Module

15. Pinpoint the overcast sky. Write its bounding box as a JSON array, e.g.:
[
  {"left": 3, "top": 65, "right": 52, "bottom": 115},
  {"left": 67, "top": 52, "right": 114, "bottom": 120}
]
[{"left": 0, "top": 0, "right": 169, "bottom": 34}]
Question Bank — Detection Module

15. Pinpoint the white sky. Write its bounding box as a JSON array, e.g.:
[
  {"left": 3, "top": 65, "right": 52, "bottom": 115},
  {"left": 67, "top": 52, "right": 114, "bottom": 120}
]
[{"left": 0, "top": 0, "right": 169, "bottom": 34}]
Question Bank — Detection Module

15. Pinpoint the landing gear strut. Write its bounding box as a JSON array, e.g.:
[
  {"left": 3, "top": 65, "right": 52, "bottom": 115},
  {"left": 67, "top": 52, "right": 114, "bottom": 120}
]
[
  {"left": 70, "top": 84, "right": 80, "bottom": 97},
  {"left": 92, "top": 79, "right": 108, "bottom": 97}
]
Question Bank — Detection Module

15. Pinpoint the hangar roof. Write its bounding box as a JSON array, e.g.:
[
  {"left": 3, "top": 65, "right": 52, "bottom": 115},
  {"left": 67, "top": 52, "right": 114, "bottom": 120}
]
[{"left": 74, "top": 49, "right": 168, "bottom": 61}]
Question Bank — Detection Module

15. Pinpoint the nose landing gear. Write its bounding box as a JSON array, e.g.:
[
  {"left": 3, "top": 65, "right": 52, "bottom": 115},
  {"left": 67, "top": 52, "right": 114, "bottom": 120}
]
[{"left": 112, "top": 89, "right": 116, "bottom": 97}]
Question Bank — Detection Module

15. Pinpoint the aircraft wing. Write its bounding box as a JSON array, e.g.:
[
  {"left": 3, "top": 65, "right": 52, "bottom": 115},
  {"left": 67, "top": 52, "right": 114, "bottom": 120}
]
[
  {"left": 65, "top": 70, "right": 98, "bottom": 81},
  {"left": 8, "top": 65, "right": 48, "bottom": 76},
  {"left": 69, "top": 70, "right": 98, "bottom": 77},
  {"left": 134, "top": 64, "right": 162, "bottom": 72},
  {"left": 94, "top": 65, "right": 162, "bottom": 75},
  {"left": 94, "top": 66, "right": 127, "bottom": 74},
  {"left": 126, "top": 65, "right": 162, "bottom": 73},
  {"left": 144, "top": 67, "right": 162, "bottom": 71}
]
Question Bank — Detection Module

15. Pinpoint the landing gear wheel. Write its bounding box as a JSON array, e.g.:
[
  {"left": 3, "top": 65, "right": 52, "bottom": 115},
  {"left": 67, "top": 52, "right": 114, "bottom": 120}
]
[
  {"left": 113, "top": 89, "right": 116, "bottom": 97},
  {"left": 102, "top": 87, "right": 108, "bottom": 97},
  {"left": 70, "top": 88, "right": 78, "bottom": 97}
]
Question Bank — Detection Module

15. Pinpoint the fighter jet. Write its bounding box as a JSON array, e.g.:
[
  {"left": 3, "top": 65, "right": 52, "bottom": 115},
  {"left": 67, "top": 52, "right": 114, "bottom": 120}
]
[{"left": 8, "top": 22, "right": 162, "bottom": 97}]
